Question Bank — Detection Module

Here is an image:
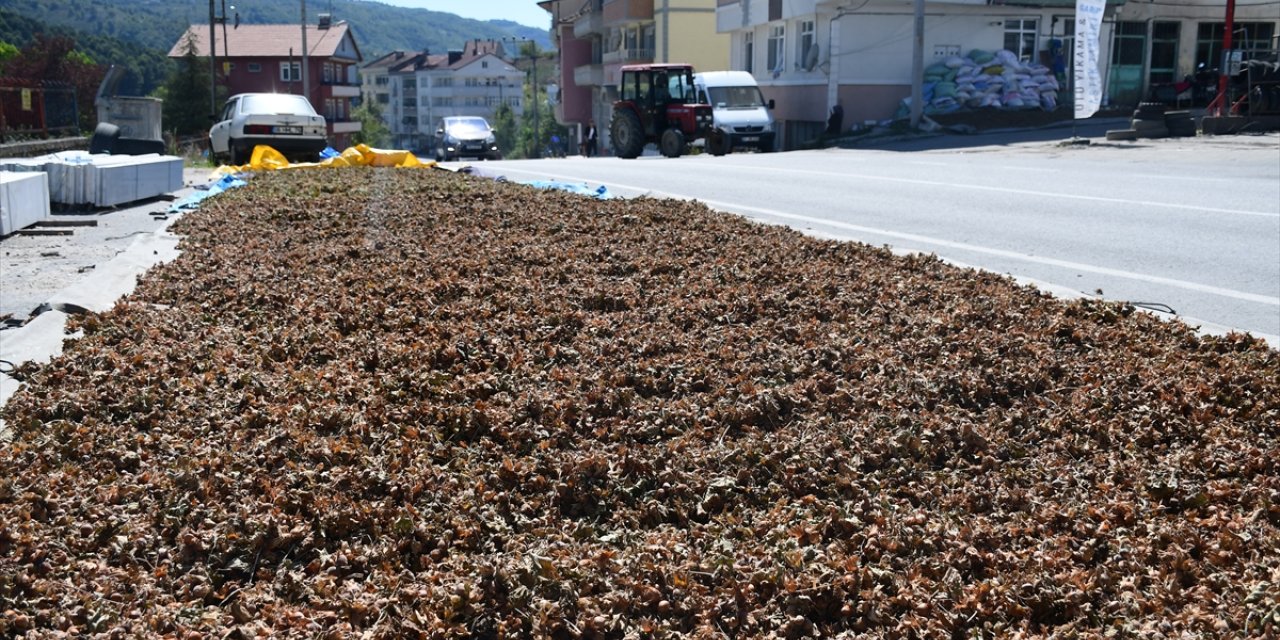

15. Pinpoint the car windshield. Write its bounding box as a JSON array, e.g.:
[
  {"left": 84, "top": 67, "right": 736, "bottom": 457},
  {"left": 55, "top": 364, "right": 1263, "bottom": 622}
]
[
  {"left": 708, "top": 86, "right": 766, "bottom": 109},
  {"left": 240, "top": 94, "right": 317, "bottom": 116},
  {"left": 445, "top": 117, "right": 491, "bottom": 136}
]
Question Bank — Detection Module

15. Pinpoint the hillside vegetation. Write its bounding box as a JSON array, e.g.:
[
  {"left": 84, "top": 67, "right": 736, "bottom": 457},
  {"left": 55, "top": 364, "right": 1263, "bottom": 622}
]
[{"left": 0, "top": 0, "right": 550, "bottom": 95}]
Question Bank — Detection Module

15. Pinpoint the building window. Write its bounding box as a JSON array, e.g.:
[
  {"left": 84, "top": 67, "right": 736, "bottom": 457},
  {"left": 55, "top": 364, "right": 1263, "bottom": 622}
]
[
  {"left": 486, "top": 96, "right": 499, "bottom": 106},
  {"left": 436, "top": 77, "right": 453, "bottom": 88},
  {"left": 643, "top": 25, "right": 655, "bottom": 54},
  {"left": 798, "top": 20, "right": 816, "bottom": 70},
  {"left": 744, "top": 32, "right": 754, "bottom": 73},
  {"left": 465, "top": 77, "right": 480, "bottom": 87},
  {"left": 375, "top": 76, "right": 389, "bottom": 86},
  {"left": 482, "top": 61, "right": 489, "bottom": 68},
  {"left": 323, "top": 63, "right": 333, "bottom": 83},
  {"left": 434, "top": 97, "right": 452, "bottom": 107},
  {"left": 1149, "top": 22, "right": 1180, "bottom": 85},
  {"left": 377, "top": 94, "right": 389, "bottom": 104},
  {"left": 247, "top": 63, "right": 261, "bottom": 73},
  {"left": 280, "top": 61, "right": 300, "bottom": 82},
  {"left": 767, "top": 25, "right": 785, "bottom": 74},
  {"left": 1110, "top": 21, "right": 1146, "bottom": 68},
  {"left": 1196, "top": 22, "right": 1277, "bottom": 69},
  {"left": 1003, "top": 19, "right": 1038, "bottom": 63}
]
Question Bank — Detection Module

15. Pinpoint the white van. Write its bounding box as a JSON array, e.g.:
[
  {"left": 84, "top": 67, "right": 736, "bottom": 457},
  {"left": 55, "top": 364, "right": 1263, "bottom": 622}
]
[{"left": 693, "top": 71, "right": 776, "bottom": 153}]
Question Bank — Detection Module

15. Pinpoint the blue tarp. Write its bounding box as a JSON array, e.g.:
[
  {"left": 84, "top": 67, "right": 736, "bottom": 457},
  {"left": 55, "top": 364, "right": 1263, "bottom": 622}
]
[
  {"left": 519, "top": 180, "right": 614, "bottom": 199},
  {"left": 166, "top": 174, "right": 248, "bottom": 213}
]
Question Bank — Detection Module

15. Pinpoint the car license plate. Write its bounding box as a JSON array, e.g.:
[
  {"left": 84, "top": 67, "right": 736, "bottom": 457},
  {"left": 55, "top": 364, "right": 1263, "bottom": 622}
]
[
  {"left": 742, "top": 136, "right": 759, "bottom": 142},
  {"left": 273, "top": 126, "right": 302, "bottom": 135}
]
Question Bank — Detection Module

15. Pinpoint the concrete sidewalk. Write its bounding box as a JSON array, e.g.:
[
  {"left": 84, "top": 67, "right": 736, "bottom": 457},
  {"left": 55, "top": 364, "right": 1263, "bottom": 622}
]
[{"left": 1, "top": 168, "right": 206, "bottom": 432}]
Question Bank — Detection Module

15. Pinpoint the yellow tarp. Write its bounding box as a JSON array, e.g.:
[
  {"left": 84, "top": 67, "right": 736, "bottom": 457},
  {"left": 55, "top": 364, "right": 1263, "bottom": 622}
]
[{"left": 210, "top": 144, "right": 435, "bottom": 180}]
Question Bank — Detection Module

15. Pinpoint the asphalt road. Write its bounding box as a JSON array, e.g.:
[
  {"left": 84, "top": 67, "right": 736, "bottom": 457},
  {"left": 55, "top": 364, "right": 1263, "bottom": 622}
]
[{"left": 464, "top": 129, "right": 1280, "bottom": 344}]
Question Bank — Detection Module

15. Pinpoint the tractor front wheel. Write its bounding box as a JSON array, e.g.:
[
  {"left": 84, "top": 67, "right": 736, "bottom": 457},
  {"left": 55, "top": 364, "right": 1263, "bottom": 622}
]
[
  {"left": 659, "top": 128, "right": 686, "bottom": 158},
  {"left": 611, "top": 109, "right": 645, "bottom": 159}
]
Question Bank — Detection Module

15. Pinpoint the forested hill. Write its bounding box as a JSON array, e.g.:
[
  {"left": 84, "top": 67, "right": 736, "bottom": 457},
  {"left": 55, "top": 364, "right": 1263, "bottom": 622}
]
[
  {"left": 1, "top": 0, "right": 551, "bottom": 93},
  {"left": 0, "top": 9, "right": 172, "bottom": 98}
]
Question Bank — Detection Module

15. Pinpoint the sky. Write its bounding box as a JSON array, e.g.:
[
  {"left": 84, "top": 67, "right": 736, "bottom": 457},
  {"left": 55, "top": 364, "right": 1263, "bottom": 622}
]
[{"left": 375, "top": 0, "right": 550, "bottom": 29}]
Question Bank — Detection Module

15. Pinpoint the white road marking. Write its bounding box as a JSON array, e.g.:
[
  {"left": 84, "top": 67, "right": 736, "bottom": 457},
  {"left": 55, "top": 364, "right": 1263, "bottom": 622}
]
[
  {"left": 699, "top": 161, "right": 1280, "bottom": 219},
  {"left": 486, "top": 164, "right": 1280, "bottom": 308}
]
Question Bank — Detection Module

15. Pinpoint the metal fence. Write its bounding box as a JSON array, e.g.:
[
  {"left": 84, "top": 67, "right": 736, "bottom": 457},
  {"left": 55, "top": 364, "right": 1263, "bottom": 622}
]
[{"left": 0, "top": 80, "right": 80, "bottom": 143}]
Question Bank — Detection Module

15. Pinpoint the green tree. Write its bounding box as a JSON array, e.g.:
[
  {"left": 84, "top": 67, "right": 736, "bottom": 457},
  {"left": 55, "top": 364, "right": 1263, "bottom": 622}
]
[
  {"left": 351, "top": 99, "right": 389, "bottom": 148},
  {"left": 0, "top": 41, "right": 18, "bottom": 66},
  {"left": 157, "top": 33, "right": 212, "bottom": 138},
  {"left": 490, "top": 101, "right": 516, "bottom": 158},
  {"left": 3, "top": 33, "right": 104, "bottom": 133},
  {"left": 516, "top": 81, "right": 567, "bottom": 158}
]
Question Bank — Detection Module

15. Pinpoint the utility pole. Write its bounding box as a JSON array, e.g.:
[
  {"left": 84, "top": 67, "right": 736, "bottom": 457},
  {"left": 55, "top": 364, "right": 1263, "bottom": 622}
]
[
  {"left": 208, "top": 0, "right": 218, "bottom": 118},
  {"left": 301, "top": 0, "right": 310, "bottom": 105},
  {"left": 1215, "top": 0, "right": 1236, "bottom": 113},
  {"left": 221, "top": 0, "right": 230, "bottom": 62},
  {"left": 909, "top": 0, "right": 924, "bottom": 128}
]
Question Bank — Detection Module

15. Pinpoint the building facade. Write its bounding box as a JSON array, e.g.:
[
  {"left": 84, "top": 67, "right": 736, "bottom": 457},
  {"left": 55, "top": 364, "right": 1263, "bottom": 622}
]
[
  {"left": 361, "top": 41, "right": 525, "bottom": 153},
  {"left": 541, "top": 0, "right": 729, "bottom": 153},
  {"left": 169, "top": 17, "right": 363, "bottom": 149},
  {"left": 714, "top": 0, "right": 1277, "bottom": 149}
]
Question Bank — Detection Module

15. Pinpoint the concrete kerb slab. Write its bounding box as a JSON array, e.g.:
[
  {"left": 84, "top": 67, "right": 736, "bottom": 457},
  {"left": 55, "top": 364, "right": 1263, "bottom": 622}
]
[{"left": 0, "top": 213, "right": 185, "bottom": 436}]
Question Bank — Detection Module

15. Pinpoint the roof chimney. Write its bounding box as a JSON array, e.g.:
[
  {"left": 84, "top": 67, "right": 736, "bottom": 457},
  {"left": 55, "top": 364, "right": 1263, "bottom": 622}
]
[
  {"left": 317, "top": 13, "right": 332, "bottom": 29},
  {"left": 448, "top": 50, "right": 462, "bottom": 65}
]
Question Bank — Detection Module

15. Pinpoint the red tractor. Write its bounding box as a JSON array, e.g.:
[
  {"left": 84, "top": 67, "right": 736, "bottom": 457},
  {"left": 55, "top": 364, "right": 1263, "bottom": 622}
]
[{"left": 609, "top": 64, "right": 727, "bottom": 159}]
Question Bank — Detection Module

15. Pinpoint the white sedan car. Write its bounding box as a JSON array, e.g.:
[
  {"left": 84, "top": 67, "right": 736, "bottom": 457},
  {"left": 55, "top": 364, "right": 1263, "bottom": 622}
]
[{"left": 209, "top": 93, "right": 327, "bottom": 165}]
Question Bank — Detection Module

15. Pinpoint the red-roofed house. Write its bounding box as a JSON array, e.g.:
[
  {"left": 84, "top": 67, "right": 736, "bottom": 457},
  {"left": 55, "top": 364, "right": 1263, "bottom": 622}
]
[{"left": 169, "top": 17, "right": 363, "bottom": 148}]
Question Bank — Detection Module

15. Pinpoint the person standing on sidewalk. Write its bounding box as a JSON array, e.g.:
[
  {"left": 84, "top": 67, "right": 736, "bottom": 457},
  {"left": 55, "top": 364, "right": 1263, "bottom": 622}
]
[{"left": 584, "top": 120, "right": 598, "bottom": 157}]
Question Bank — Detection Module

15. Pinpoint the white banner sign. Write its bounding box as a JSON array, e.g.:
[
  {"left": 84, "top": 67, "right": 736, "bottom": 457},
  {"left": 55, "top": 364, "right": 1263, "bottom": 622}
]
[{"left": 1073, "top": 0, "right": 1106, "bottom": 119}]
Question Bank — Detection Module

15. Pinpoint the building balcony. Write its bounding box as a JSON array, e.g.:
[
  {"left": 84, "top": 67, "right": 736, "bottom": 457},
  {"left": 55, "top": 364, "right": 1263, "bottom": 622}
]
[
  {"left": 603, "top": 0, "right": 653, "bottom": 27},
  {"left": 320, "top": 82, "right": 361, "bottom": 99},
  {"left": 602, "top": 48, "right": 654, "bottom": 65},
  {"left": 574, "top": 9, "right": 604, "bottom": 38},
  {"left": 574, "top": 63, "right": 604, "bottom": 87}
]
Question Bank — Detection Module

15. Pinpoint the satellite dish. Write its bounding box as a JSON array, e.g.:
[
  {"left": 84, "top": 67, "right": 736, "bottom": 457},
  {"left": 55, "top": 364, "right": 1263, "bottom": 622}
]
[{"left": 804, "top": 44, "right": 820, "bottom": 72}]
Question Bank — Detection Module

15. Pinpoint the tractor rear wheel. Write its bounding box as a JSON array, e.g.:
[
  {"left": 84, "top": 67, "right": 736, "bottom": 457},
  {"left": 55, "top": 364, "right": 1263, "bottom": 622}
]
[
  {"left": 611, "top": 109, "right": 645, "bottom": 159},
  {"left": 659, "top": 128, "right": 686, "bottom": 158}
]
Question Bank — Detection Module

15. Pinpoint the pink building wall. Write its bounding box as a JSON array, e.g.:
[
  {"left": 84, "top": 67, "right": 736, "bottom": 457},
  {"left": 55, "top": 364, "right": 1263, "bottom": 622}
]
[{"left": 557, "top": 24, "right": 594, "bottom": 125}]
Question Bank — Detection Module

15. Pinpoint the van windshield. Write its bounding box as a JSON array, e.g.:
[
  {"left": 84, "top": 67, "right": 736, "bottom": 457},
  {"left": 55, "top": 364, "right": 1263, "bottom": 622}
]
[{"left": 708, "top": 86, "right": 766, "bottom": 109}]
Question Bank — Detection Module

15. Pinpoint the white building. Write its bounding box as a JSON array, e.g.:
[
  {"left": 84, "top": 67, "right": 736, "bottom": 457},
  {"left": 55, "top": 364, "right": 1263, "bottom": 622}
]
[
  {"left": 714, "top": 0, "right": 1278, "bottom": 149},
  {"left": 362, "top": 40, "right": 526, "bottom": 151}
]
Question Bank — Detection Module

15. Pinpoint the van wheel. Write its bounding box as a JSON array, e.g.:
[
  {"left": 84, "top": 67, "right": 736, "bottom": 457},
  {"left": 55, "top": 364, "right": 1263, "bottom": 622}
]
[{"left": 708, "top": 130, "right": 731, "bottom": 156}]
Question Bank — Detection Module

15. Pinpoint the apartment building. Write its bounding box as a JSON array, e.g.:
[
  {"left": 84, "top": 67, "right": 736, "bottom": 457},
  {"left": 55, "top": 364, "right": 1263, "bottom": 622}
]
[
  {"left": 715, "top": 0, "right": 1277, "bottom": 149},
  {"left": 361, "top": 41, "right": 525, "bottom": 152},
  {"left": 540, "top": 0, "right": 729, "bottom": 153}
]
